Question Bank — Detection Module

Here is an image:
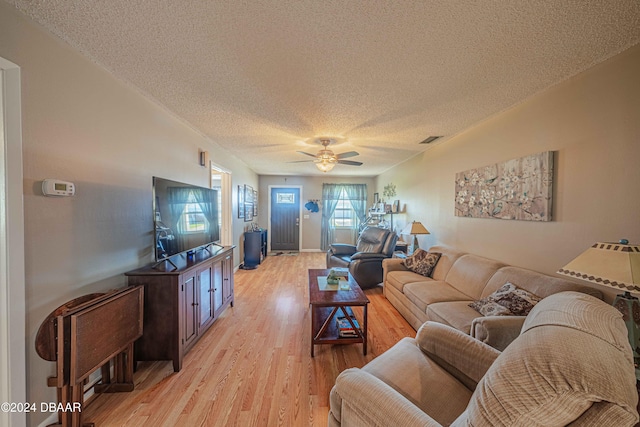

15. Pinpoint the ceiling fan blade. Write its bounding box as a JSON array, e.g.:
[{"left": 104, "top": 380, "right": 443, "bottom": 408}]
[
  {"left": 337, "top": 160, "right": 363, "bottom": 166},
  {"left": 287, "top": 160, "right": 315, "bottom": 163},
  {"left": 336, "top": 151, "right": 359, "bottom": 159},
  {"left": 296, "top": 151, "right": 318, "bottom": 158}
]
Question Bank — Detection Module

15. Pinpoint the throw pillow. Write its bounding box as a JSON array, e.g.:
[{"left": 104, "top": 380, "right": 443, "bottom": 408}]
[
  {"left": 403, "top": 249, "right": 441, "bottom": 277},
  {"left": 469, "top": 282, "right": 542, "bottom": 316}
]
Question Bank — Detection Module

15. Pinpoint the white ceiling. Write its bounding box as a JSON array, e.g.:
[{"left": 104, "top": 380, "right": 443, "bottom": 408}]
[{"left": 6, "top": 0, "right": 640, "bottom": 176}]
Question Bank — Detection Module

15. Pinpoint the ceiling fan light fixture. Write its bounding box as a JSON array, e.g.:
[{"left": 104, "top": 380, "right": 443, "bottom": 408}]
[
  {"left": 315, "top": 160, "right": 336, "bottom": 172},
  {"left": 317, "top": 149, "right": 337, "bottom": 162},
  {"left": 294, "top": 137, "right": 360, "bottom": 172}
]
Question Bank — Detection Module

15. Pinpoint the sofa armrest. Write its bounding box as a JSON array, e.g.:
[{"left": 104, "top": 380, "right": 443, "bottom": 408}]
[
  {"left": 331, "top": 368, "right": 443, "bottom": 427},
  {"left": 471, "top": 315, "right": 526, "bottom": 351},
  {"left": 329, "top": 243, "right": 357, "bottom": 256},
  {"left": 415, "top": 322, "right": 500, "bottom": 389},
  {"left": 382, "top": 257, "right": 408, "bottom": 283}
]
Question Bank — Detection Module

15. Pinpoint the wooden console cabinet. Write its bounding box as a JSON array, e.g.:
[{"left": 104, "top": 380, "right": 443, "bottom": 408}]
[{"left": 126, "top": 245, "right": 234, "bottom": 372}]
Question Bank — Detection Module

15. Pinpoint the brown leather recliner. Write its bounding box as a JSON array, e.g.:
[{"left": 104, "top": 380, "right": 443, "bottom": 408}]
[{"left": 326, "top": 227, "right": 398, "bottom": 289}]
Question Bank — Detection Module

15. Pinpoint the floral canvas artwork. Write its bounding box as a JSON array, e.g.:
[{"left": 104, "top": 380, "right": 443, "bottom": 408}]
[{"left": 455, "top": 151, "right": 553, "bottom": 221}]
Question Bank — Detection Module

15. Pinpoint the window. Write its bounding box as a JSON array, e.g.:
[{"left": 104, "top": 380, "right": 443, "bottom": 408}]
[
  {"left": 331, "top": 188, "right": 355, "bottom": 228},
  {"left": 277, "top": 192, "right": 295, "bottom": 204},
  {"left": 179, "top": 191, "right": 209, "bottom": 233}
]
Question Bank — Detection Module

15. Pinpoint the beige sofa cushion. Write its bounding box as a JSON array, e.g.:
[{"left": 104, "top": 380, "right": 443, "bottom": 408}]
[
  {"left": 445, "top": 254, "right": 506, "bottom": 300},
  {"left": 386, "top": 270, "right": 432, "bottom": 294},
  {"left": 426, "top": 301, "right": 479, "bottom": 334},
  {"left": 481, "top": 265, "right": 602, "bottom": 300},
  {"left": 427, "top": 245, "right": 465, "bottom": 281},
  {"left": 404, "top": 282, "right": 472, "bottom": 313},
  {"left": 455, "top": 292, "right": 638, "bottom": 426}
]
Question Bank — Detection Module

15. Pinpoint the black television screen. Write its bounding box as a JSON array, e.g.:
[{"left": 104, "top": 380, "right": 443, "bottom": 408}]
[{"left": 153, "top": 177, "right": 220, "bottom": 261}]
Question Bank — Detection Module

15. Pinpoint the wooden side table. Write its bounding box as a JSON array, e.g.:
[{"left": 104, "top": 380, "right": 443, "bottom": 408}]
[{"left": 394, "top": 241, "right": 408, "bottom": 253}]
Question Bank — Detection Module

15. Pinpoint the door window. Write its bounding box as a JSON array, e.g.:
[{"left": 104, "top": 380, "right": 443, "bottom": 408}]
[{"left": 276, "top": 193, "right": 296, "bottom": 204}]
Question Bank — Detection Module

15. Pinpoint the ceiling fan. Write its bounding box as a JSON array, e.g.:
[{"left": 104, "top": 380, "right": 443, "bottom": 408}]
[{"left": 293, "top": 139, "right": 363, "bottom": 172}]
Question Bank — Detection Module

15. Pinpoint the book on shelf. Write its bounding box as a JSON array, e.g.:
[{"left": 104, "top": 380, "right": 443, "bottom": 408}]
[
  {"left": 339, "top": 330, "right": 359, "bottom": 338},
  {"left": 336, "top": 317, "right": 360, "bottom": 337},
  {"left": 335, "top": 306, "right": 360, "bottom": 337},
  {"left": 336, "top": 317, "right": 360, "bottom": 330}
]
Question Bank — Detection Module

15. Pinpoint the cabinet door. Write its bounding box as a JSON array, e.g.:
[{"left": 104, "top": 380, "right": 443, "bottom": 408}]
[
  {"left": 213, "top": 260, "right": 224, "bottom": 313},
  {"left": 183, "top": 273, "right": 198, "bottom": 348},
  {"left": 222, "top": 254, "right": 234, "bottom": 303},
  {"left": 198, "top": 264, "right": 214, "bottom": 329}
]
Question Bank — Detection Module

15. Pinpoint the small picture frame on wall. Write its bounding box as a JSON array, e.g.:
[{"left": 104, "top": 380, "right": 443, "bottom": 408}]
[
  {"left": 244, "top": 185, "right": 254, "bottom": 222},
  {"left": 253, "top": 190, "right": 258, "bottom": 217},
  {"left": 237, "top": 185, "right": 244, "bottom": 219}
]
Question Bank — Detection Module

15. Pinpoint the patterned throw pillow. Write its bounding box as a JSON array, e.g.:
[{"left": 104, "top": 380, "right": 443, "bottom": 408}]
[
  {"left": 403, "top": 249, "right": 441, "bottom": 277},
  {"left": 469, "top": 282, "right": 542, "bottom": 316}
]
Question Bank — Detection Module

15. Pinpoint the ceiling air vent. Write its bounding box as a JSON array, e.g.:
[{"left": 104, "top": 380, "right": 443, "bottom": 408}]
[{"left": 419, "top": 136, "right": 442, "bottom": 144}]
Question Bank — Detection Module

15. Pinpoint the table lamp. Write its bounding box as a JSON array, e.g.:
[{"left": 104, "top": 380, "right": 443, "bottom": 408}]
[
  {"left": 557, "top": 239, "right": 640, "bottom": 377},
  {"left": 401, "top": 221, "right": 430, "bottom": 255}
]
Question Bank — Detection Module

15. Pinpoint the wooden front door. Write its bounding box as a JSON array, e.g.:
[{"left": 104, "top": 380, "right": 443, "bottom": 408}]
[{"left": 270, "top": 187, "right": 300, "bottom": 251}]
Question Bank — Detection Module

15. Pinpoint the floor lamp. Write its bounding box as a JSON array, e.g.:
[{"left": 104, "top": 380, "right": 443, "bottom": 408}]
[
  {"left": 557, "top": 239, "right": 640, "bottom": 378},
  {"left": 401, "top": 221, "right": 430, "bottom": 255}
]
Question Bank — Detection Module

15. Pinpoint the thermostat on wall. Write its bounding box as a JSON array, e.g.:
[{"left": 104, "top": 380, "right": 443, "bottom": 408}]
[{"left": 42, "top": 179, "right": 76, "bottom": 197}]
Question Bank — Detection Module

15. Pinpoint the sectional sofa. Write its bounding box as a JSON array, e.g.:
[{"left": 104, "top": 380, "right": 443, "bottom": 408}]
[{"left": 382, "top": 245, "right": 602, "bottom": 350}]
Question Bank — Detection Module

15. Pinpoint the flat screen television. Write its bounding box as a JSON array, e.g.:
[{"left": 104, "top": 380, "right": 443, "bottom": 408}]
[{"left": 153, "top": 177, "right": 221, "bottom": 261}]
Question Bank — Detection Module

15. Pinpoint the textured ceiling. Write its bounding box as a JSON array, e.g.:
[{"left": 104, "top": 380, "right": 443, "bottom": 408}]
[{"left": 6, "top": 0, "right": 640, "bottom": 176}]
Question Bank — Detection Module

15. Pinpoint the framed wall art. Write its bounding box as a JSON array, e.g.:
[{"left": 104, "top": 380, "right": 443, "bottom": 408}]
[
  {"left": 454, "top": 151, "right": 553, "bottom": 221},
  {"left": 253, "top": 189, "right": 258, "bottom": 217},
  {"left": 244, "top": 185, "right": 254, "bottom": 222},
  {"left": 237, "top": 185, "right": 244, "bottom": 219}
]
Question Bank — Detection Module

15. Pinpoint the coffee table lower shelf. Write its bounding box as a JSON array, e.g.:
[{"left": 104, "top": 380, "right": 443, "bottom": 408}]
[{"left": 311, "top": 305, "right": 367, "bottom": 357}]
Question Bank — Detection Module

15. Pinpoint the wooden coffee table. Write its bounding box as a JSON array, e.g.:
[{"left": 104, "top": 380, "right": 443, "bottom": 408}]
[{"left": 308, "top": 269, "right": 369, "bottom": 356}]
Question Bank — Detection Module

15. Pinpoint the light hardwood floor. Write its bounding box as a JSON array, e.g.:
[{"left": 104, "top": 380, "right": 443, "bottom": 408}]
[{"left": 83, "top": 252, "right": 415, "bottom": 426}]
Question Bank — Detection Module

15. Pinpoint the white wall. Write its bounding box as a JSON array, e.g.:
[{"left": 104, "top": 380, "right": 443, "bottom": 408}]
[
  {"left": 377, "top": 43, "right": 640, "bottom": 302},
  {"left": 0, "top": 3, "right": 257, "bottom": 425}
]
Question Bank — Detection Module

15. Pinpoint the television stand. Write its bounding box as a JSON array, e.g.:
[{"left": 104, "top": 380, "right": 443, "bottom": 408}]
[{"left": 126, "top": 245, "right": 235, "bottom": 372}]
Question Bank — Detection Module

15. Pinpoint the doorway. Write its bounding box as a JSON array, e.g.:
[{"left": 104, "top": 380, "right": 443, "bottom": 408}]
[
  {"left": 0, "top": 57, "right": 26, "bottom": 427},
  {"left": 269, "top": 186, "right": 301, "bottom": 252},
  {"left": 210, "top": 163, "right": 232, "bottom": 246}
]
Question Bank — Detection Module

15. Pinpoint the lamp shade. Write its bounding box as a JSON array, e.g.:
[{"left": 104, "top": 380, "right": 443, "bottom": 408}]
[
  {"left": 401, "top": 221, "right": 430, "bottom": 236},
  {"left": 557, "top": 241, "right": 640, "bottom": 293}
]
